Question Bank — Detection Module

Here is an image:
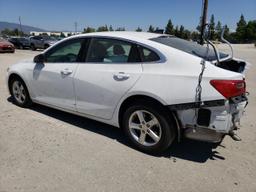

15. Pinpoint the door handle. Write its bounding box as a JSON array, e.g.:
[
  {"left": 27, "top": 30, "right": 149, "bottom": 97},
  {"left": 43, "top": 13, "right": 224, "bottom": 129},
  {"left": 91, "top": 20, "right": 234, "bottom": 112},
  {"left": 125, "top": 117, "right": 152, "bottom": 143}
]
[
  {"left": 113, "top": 72, "right": 130, "bottom": 81},
  {"left": 61, "top": 68, "right": 73, "bottom": 75}
]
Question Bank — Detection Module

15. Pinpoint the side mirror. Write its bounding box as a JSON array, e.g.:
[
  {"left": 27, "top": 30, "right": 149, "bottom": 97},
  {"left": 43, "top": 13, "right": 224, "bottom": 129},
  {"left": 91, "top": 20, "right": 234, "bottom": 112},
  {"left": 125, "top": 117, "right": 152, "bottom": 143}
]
[{"left": 34, "top": 54, "right": 45, "bottom": 63}]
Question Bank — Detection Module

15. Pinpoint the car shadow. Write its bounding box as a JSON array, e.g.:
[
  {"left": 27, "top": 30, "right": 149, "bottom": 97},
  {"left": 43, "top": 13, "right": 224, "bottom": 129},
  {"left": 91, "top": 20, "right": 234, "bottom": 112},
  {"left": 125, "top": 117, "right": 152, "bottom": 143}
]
[{"left": 7, "top": 97, "right": 225, "bottom": 163}]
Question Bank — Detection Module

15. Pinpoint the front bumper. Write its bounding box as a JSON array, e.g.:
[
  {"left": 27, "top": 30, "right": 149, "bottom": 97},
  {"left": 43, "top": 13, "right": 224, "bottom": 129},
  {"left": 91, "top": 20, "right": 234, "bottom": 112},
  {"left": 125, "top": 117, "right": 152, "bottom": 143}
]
[
  {"left": 169, "top": 97, "right": 248, "bottom": 143},
  {"left": 0, "top": 46, "right": 15, "bottom": 52}
]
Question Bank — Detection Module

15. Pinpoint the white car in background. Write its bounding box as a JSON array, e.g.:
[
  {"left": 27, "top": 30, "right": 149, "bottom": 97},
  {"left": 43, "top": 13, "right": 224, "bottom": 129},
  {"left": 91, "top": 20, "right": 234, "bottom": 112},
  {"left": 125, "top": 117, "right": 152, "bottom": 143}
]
[{"left": 6, "top": 32, "right": 248, "bottom": 154}]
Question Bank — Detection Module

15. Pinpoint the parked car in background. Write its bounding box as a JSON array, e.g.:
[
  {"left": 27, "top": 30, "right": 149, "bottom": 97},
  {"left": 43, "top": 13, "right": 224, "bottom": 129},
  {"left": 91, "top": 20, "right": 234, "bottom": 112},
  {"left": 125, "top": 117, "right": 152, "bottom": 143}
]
[
  {"left": 29, "top": 36, "right": 58, "bottom": 50},
  {"left": 6, "top": 32, "right": 249, "bottom": 154},
  {"left": 0, "top": 37, "right": 15, "bottom": 53},
  {"left": 8, "top": 37, "right": 30, "bottom": 49}
]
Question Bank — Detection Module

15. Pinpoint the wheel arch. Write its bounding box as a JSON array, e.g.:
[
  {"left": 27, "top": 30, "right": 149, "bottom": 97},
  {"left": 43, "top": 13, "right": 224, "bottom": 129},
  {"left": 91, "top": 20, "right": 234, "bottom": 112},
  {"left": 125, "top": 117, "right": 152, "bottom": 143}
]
[
  {"left": 118, "top": 94, "right": 181, "bottom": 141},
  {"left": 8, "top": 73, "right": 31, "bottom": 97}
]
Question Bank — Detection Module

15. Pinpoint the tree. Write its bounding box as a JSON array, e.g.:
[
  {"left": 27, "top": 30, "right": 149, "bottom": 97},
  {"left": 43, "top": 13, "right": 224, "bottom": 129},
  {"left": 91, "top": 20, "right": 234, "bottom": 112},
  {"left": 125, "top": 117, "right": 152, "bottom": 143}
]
[
  {"left": 246, "top": 20, "right": 256, "bottom": 42},
  {"left": 1, "top": 28, "right": 25, "bottom": 36},
  {"left": 183, "top": 30, "right": 191, "bottom": 40},
  {"left": 83, "top": 27, "right": 96, "bottom": 33},
  {"left": 215, "top": 21, "right": 222, "bottom": 40},
  {"left": 41, "top": 32, "right": 49, "bottom": 36},
  {"left": 13, "top": 28, "right": 19, "bottom": 36},
  {"left": 109, "top": 25, "right": 114, "bottom": 31},
  {"left": 174, "top": 25, "right": 179, "bottom": 37},
  {"left": 97, "top": 25, "right": 108, "bottom": 32},
  {"left": 223, "top": 25, "right": 230, "bottom": 39},
  {"left": 60, "top": 32, "right": 66, "bottom": 37},
  {"left": 209, "top": 14, "right": 216, "bottom": 40},
  {"left": 148, "top": 25, "right": 155, "bottom": 32},
  {"left": 1, "top": 28, "right": 12, "bottom": 36},
  {"left": 165, "top": 19, "right": 174, "bottom": 35},
  {"left": 154, "top": 27, "right": 164, "bottom": 34},
  {"left": 50, "top": 34, "right": 58, "bottom": 37},
  {"left": 116, "top": 27, "right": 125, "bottom": 31},
  {"left": 191, "top": 31, "right": 200, "bottom": 41},
  {"left": 135, "top": 27, "right": 142, "bottom": 32},
  {"left": 179, "top": 25, "right": 185, "bottom": 38},
  {"left": 236, "top": 14, "right": 247, "bottom": 42}
]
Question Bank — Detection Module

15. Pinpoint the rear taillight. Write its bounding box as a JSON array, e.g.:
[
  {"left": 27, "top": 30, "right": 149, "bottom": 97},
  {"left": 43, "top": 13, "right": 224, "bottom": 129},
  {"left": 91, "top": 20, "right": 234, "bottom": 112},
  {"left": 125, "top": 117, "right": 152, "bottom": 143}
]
[{"left": 210, "top": 79, "right": 246, "bottom": 99}]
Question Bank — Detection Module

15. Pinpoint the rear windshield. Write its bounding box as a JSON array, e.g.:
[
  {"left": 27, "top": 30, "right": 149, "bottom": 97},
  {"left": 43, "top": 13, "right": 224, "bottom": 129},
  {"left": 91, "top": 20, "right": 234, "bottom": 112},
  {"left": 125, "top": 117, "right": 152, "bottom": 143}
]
[{"left": 150, "top": 36, "right": 228, "bottom": 61}]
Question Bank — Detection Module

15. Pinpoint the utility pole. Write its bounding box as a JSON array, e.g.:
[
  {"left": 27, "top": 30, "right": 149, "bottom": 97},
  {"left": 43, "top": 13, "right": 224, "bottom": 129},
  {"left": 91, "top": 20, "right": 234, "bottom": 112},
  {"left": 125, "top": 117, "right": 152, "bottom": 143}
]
[
  {"left": 199, "top": 0, "right": 208, "bottom": 45},
  {"left": 74, "top": 22, "right": 77, "bottom": 34},
  {"left": 19, "top": 16, "right": 23, "bottom": 36}
]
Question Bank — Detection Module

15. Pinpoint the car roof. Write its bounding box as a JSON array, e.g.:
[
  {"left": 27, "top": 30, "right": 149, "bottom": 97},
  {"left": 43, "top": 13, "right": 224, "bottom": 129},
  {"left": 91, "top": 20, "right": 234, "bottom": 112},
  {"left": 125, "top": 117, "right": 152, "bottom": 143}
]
[{"left": 73, "top": 31, "right": 167, "bottom": 42}]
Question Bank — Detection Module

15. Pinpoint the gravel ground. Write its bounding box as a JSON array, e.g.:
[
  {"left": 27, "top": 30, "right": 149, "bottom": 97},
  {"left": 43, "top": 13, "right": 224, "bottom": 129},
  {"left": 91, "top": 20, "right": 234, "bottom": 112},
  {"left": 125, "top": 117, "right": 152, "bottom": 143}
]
[{"left": 0, "top": 45, "right": 255, "bottom": 192}]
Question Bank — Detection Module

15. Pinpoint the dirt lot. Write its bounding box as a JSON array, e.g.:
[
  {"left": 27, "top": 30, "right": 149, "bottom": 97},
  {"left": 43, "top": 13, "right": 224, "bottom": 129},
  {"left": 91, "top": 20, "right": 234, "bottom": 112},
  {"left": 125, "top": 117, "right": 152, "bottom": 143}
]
[{"left": 0, "top": 45, "right": 256, "bottom": 192}]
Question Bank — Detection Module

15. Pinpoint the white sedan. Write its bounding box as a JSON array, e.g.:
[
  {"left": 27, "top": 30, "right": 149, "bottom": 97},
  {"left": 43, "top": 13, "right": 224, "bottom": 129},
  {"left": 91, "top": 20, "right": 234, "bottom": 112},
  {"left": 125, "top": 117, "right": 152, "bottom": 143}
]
[{"left": 6, "top": 32, "right": 248, "bottom": 154}]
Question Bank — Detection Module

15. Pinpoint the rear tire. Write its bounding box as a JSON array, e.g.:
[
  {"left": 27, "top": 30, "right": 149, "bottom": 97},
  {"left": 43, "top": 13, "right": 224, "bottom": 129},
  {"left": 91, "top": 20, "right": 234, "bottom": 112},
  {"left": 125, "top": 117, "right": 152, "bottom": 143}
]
[
  {"left": 10, "top": 77, "right": 32, "bottom": 108},
  {"left": 31, "top": 44, "right": 36, "bottom": 51},
  {"left": 122, "top": 101, "right": 176, "bottom": 154}
]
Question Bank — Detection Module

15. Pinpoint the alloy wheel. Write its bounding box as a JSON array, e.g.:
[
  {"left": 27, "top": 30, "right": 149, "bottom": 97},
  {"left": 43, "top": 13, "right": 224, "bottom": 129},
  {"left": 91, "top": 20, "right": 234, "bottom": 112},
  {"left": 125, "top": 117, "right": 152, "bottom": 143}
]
[
  {"left": 12, "top": 80, "right": 26, "bottom": 104},
  {"left": 128, "top": 110, "right": 162, "bottom": 146}
]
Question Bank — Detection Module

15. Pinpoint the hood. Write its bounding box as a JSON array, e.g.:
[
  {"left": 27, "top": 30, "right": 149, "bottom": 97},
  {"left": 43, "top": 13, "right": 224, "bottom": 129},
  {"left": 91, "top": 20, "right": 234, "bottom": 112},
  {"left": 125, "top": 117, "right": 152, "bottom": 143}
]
[{"left": 0, "top": 40, "right": 14, "bottom": 46}]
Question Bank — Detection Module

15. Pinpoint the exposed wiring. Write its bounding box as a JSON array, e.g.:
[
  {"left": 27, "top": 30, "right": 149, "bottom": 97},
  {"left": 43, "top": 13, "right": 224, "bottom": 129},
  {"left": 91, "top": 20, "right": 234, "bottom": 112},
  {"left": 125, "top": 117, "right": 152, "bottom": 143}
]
[{"left": 194, "top": 25, "right": 210, "bottom": 122}]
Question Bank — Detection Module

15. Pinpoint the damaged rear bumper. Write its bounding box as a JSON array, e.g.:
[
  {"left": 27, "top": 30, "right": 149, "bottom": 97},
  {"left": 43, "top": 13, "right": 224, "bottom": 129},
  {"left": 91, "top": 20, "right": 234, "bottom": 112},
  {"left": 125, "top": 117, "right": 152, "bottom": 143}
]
[{"left": 168, "top": 96, "right": 248, "bottom": 143}]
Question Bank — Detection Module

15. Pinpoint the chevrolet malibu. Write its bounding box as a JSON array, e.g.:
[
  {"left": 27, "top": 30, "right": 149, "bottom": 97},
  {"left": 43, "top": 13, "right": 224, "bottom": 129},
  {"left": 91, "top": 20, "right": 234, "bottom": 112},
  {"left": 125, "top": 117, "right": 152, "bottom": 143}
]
[{"left": 6, "top": 32, "right": 248, "bottom": 154}]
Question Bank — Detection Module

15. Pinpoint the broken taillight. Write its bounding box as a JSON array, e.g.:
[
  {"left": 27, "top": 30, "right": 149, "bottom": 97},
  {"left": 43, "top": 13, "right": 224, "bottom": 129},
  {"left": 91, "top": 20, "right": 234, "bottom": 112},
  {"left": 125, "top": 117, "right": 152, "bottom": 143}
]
[{"left": 210, "top": 79, "right": 246, "bottom": 99}]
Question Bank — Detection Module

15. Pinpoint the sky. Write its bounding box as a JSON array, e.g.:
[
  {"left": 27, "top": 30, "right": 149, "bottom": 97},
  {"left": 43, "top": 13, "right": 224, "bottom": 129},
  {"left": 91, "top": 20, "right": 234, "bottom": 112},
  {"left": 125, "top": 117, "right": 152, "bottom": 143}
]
[{"left": 0, "top": 0, "right": 255, "bottom": 32}]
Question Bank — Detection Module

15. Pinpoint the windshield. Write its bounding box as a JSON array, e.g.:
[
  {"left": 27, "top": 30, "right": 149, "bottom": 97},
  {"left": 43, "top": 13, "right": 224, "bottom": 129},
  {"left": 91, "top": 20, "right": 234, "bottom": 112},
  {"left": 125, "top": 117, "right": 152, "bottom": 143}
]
[{"left": 150, "top": 36, "right": 228, "bottom": 61}]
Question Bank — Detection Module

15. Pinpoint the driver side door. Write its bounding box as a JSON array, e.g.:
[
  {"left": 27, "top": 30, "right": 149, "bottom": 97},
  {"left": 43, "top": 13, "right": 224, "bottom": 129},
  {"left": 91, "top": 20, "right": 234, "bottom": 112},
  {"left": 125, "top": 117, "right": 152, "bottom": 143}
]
[{"left": 31, "top": 38, "right": 87, "bottom": 110}]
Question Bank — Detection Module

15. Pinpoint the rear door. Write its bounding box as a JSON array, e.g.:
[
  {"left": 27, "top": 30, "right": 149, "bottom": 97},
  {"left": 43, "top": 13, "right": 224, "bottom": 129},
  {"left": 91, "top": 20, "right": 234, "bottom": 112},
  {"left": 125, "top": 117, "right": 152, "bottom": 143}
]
[{"left": 74, "top": 37, "right": 142, "bottom": 119}]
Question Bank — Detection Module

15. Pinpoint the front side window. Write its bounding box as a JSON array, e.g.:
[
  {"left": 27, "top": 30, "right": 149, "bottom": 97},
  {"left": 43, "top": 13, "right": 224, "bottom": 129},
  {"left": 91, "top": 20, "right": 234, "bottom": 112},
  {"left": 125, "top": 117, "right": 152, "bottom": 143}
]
[
  {"left": 86, "top": 38, "right": 135, "bottom": 63},
  {"left": 45, "top": 39, "right": 83, "bottom": 63}
]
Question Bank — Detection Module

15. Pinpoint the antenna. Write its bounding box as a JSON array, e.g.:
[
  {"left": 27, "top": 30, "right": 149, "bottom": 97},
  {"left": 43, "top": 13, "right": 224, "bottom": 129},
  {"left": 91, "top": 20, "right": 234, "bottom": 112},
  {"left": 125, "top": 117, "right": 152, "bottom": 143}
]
[{"left": 199, "top": 0, "right": 208, "bottom": 45}]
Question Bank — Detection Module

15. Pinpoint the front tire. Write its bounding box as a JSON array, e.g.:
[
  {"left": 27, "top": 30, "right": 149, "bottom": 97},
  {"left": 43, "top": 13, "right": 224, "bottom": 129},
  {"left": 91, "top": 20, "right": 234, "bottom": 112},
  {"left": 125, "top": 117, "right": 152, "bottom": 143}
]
[
  {"left": 10, "top": 77, "right": 32, "bottom": 107},
  {"left": 122, "top": 101, "right": 176, "bottom": 154}
]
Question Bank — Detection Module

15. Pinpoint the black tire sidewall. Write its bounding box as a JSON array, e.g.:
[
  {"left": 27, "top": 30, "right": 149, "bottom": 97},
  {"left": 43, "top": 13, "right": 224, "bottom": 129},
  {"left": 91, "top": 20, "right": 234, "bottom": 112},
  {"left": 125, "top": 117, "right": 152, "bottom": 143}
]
[
  {"left": 10, "top": 78, "right": 32, "bottom": 108},
  {"left": 122, "top": 102, "right": 175, "bottom": 154},
  {"left": 31, "top": 44, "right": 36, "bottom": 51}
]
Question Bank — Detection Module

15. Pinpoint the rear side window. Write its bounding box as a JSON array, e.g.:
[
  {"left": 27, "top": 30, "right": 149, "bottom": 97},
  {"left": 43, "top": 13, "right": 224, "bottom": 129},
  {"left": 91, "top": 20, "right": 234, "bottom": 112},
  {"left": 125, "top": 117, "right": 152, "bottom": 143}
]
[
  {"left": 138, "top": 46, "right": 160, "bottom": 62},
  {"left": 151, "top": 36, "right": 228, "bottom": 61},
  {"left": 86, "top": 38, "right": 140, "bottom": 63}
]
